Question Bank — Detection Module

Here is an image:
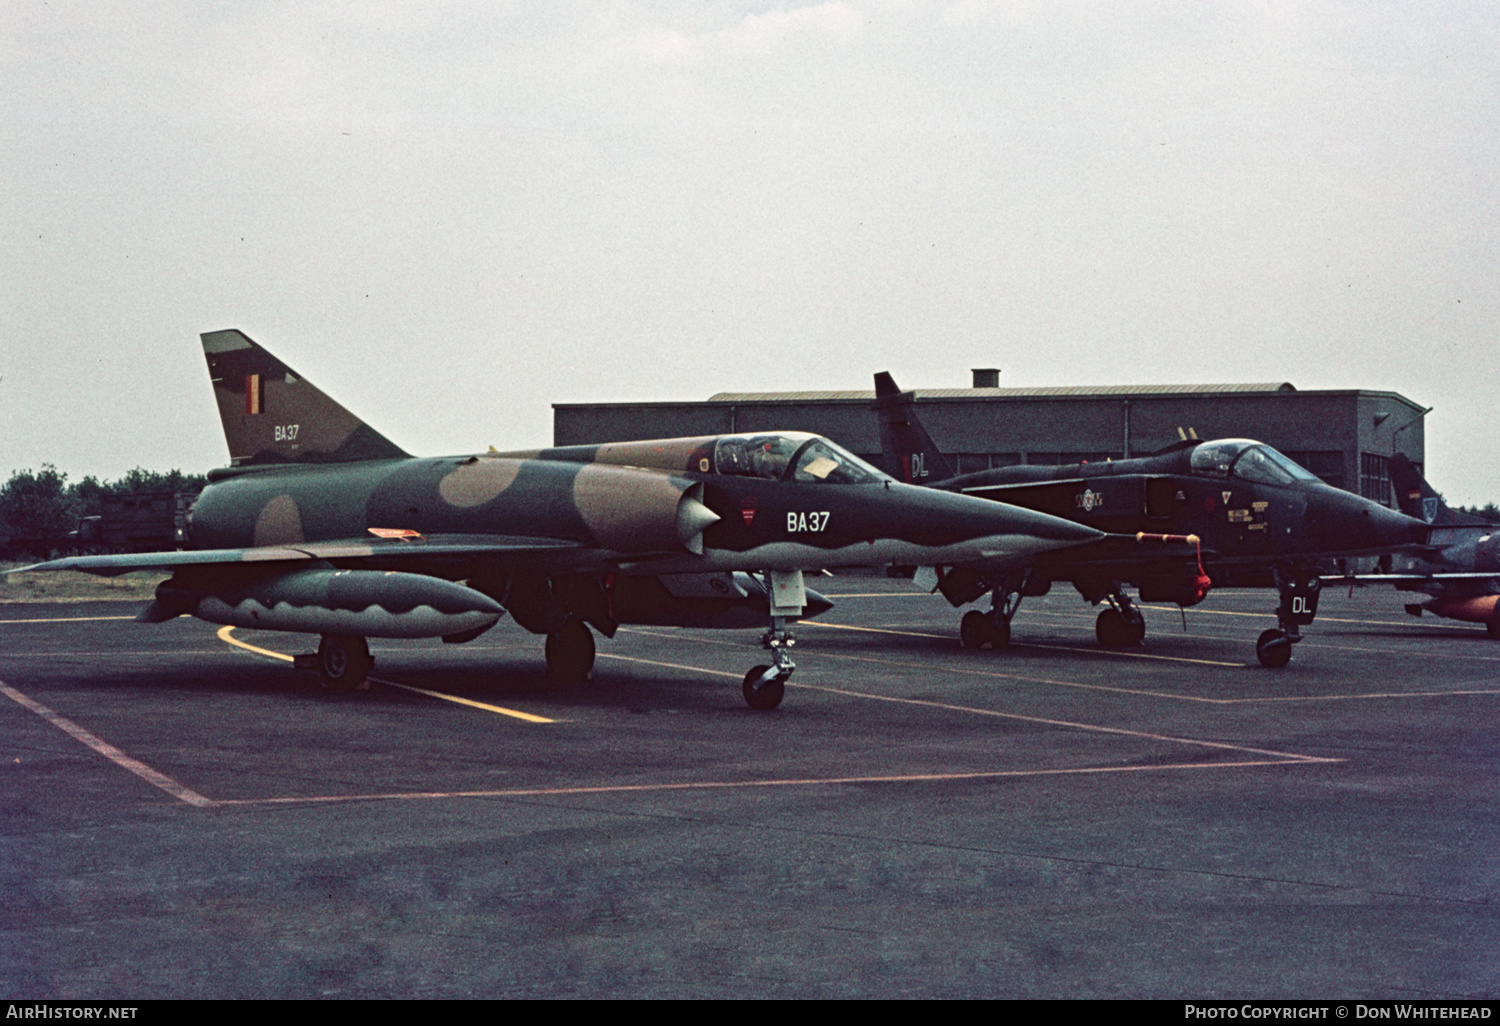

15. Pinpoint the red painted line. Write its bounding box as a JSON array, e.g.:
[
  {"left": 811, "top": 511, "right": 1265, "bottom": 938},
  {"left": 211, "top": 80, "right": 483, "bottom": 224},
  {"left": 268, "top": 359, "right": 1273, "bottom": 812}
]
[
  {"left": 0, "top": 616, "right": 138, "bottom": 624},
  {"left": 0, "top": 679, "right": 213, "bottom": 807}
]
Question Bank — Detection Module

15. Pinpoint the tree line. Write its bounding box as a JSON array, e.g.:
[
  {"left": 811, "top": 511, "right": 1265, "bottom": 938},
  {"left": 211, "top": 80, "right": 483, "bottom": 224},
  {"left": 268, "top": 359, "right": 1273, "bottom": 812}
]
[
  {"left": 1453, "top": 502, "right": 1500, "bottom": 522},
  {"left": 0, "top": 465, "right": 206, "bottom": 558}
]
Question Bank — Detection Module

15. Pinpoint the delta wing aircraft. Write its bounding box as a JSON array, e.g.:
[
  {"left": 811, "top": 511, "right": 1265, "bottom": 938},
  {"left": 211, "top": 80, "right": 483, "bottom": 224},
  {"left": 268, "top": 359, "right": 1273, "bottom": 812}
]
[
  {"left": 872, "top": 372, "right": 1429, "bottom": 666},
  {"left": 12, "top": 332, "right": 1104, "bottom": 710},
  {"left": 1327, "top": 454, "right": 1500, "bottom": 636}
]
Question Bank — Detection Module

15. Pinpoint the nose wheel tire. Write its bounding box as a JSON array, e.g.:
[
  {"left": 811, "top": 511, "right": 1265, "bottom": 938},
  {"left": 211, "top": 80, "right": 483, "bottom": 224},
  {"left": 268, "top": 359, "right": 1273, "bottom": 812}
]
[
  {"left": 742, "top": 665, "right": 786, "bottom": 710},
  {"left": 1256, "top": 628, "right": 1293, "bottom": 668},
  {"left": 318, "top": 634, "right": 372, "bottom": 691}
]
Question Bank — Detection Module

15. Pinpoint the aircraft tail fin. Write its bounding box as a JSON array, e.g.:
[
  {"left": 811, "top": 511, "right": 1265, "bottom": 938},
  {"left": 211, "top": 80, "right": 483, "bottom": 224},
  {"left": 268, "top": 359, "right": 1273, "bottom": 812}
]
[
  {"left": 1390, "top": 453, "right": 1484, "bottom": 526},
  {"left": 200, "top": 330, "right": 411, "bottom": 467},
  {"left": 872, "top": 372, "right": 956, "bottom": 485}
]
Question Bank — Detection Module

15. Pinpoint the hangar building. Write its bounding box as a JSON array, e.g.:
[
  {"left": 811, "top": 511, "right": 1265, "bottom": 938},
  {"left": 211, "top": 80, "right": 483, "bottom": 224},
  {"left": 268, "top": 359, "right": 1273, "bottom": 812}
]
[{"left": 553, "top": 372, "right": 1428, "bottom": 508}]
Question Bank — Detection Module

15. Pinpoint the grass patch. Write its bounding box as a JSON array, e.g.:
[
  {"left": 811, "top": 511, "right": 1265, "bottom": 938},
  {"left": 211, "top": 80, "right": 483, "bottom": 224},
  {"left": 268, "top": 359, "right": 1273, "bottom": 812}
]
[{"left": 0, "top": 563, "right": 168, "bottom": 603}]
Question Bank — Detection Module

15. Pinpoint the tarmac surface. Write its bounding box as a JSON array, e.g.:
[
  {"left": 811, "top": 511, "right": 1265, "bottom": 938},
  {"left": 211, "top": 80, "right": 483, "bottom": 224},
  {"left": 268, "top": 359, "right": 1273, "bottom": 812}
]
[{"left": 2, "top": 579, "right": 1499, "bottom": 999}]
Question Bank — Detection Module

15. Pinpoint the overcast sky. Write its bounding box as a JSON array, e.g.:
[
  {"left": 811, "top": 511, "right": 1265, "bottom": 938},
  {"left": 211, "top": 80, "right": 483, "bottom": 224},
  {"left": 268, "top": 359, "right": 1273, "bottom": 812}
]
[{"left": 3, "top": 1, "right": 1497, "bottom": 501}]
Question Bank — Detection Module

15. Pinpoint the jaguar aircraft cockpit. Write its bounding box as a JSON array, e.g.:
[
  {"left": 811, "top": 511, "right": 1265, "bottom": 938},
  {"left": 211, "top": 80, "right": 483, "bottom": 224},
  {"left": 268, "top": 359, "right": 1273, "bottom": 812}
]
[{"left": 1187, "top": 439, "right": 1322, "bottom": 487}]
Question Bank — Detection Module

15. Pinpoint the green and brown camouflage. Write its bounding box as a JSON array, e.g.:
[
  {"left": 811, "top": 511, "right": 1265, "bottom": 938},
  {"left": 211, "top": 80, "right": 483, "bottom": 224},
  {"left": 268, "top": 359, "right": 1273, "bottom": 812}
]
[
  {"left": 202, "top": 329, "right": 409, "bottom": 466},
  {"left": 11, "top": 331, "right": 1103, "bottom": 708}
]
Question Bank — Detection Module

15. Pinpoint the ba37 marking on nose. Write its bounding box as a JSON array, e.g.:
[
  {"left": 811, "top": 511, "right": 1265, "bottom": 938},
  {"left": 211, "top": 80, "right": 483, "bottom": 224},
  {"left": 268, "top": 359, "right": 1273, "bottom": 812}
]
[{"left": 787, "top": 511, "right": 831, "bottom": 533}]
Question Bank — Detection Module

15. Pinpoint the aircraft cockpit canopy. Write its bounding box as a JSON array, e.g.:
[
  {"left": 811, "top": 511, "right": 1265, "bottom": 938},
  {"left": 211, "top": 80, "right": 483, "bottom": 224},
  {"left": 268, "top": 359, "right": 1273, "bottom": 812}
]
[
  {"left": 1189, "top": 439, "right": 1320, "bottom": 485},
  {"left": 713, "top": 432, "right": 888, "bottom": 484}
]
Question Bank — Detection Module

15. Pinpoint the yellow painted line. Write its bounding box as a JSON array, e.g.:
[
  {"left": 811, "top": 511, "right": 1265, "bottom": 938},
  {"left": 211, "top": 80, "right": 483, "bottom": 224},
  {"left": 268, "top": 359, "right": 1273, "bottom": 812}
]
[
  {"left": 216, "top": 626, "right": 556, "bottom": 724},
  {"left": 598, "top": 653, "right": 741, "bottom": 678},
  {"left": 819, "top": 592, "right": 933, "bottom": 598},
  {"left": 804, "top": 620, "right": 1244, "bottom": 668},
  {"left": 378, "top": 680, "right": 556, "bottom": 723},
  {"left": 803, "top": 622, "right": 950, "bottom": 640},
  {"left": 217, "top": 625, "right": 295, "bottom": 661},
  {"left": 1012, "top": 640, "right": 1243, "bottom": 668},
  {"left": 208, "top": 758, "right": 1321, "bottom": 807},
  {"left": 0, "top": 679, "right": 213, "bottom": 807},
  {"left": 0, "top": 615, "right": 137, "bottom": 624}
]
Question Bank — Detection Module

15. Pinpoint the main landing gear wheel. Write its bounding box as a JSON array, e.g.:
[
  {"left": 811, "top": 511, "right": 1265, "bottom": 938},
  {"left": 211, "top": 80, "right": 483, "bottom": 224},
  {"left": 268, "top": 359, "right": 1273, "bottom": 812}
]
[
  {"left": 1255, "top": 629, "right": 1293, "bottom": 668},
  {"left": 742, "top": 665, "right": 786, "bottom": 711},
  {"left": 545, "top": 620, "right": 596, "bottom": 683},
  {"left": 1095, "top": 609, "right": 1143, "bottom": 648},
  {"left": 318, "top": 634, "right": 372, "bottom": 691},
  {"left": 960, "top": 610, "right": 1010, "bottom": 650}
]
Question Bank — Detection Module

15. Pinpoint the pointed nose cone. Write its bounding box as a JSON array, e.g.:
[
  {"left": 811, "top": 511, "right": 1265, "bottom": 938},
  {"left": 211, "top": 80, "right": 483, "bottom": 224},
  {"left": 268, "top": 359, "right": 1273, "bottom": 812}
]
[
  {"left": 676, "top": 494, "right": 721, "bottom": 555},
  {"left": 885, "top": 481, "right": 1104, "bottom": 563},
  {"left": 971, "top": 500, "right": 1106, "bottom": 561},
  {"left": 801, "top": 586, "right": 835, "bottom": 619},
  {"left": 1307, "top": 487, "right": 1431, "bottom": 554},
  {"left": 1365, "top": 503, "right": 1431, "bottom": 550}
]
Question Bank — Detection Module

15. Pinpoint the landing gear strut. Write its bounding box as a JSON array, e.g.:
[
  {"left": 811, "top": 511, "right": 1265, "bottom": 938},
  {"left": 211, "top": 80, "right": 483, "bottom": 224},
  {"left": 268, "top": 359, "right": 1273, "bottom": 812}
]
[
  {"left": 960, "top": 585, "right": 1021, "bottom": 650},
  {"left": 742, "top": 570, "right": 806, "bottom": 710},
  {"left": 1095, "top": 592, "right": 1146, "bottom": 648},
  {"left": 545, "top": 618, "right": 596, "bottom": 683},
  {"left": 1257, "top": 566, "right": 1321, "bottom": 668}
]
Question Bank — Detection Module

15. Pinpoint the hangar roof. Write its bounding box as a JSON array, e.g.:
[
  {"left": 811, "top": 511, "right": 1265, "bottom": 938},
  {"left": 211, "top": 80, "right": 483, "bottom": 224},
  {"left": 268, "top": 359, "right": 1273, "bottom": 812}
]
[{"left": 707, "top": 383, "right": 1299, "bottom": 402}]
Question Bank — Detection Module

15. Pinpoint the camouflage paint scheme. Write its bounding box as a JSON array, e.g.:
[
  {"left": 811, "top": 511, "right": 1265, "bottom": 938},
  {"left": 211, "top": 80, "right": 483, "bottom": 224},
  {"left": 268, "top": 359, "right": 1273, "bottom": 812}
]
[
  {"left": 13, "top": 331, "right": 1102, "bottom": 708},
  {"left": 872, "top": 372, "right": 1430, "bottom": 666},
  {"left": 1328, "top": 453, "right": 1500, "bottom": 636}
]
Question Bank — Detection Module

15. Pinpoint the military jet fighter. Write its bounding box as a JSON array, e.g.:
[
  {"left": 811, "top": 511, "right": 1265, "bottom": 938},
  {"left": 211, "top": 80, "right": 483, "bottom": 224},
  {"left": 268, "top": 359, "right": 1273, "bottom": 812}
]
[
  {"left": 872, "top": 372, "right": 1429, "bottom": 666},
  {"left": 10, "top": 331, "right": 1104, "bottom": 710},
  {"left": 1326, "top": 454, "right": 1500, "bottom": 636}
]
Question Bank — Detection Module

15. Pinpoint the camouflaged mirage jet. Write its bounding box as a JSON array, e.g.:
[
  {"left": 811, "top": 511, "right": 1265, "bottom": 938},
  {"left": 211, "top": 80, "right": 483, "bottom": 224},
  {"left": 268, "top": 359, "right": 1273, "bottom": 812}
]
[
  {"left": 1326, "top": 454, "right": 1500, "bottom": 636},
  {"left": 12, "top": 331, "right": 1104, "bottom": 709},
  {"left": 872, "top": 372, "right": 1429, "bottom": 667}
]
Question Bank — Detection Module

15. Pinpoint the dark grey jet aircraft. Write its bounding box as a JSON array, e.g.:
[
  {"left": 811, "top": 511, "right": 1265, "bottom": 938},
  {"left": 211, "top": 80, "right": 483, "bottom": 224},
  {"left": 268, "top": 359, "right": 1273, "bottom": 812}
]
[
  {"left": 872, "top": 372, "right": 1429, "bottom": 666},
  {"left": 11, "top": 332, "right": 1103, "bottom": 709},
  {"left": 1328, "top": 454, "right": 1500, "bottom": 636}
]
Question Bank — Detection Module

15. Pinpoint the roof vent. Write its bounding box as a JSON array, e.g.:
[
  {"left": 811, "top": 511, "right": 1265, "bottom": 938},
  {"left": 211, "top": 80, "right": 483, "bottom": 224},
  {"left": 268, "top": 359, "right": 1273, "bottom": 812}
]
[{"left": 971, "top": 368, "right": 1000, "bottom": 388}]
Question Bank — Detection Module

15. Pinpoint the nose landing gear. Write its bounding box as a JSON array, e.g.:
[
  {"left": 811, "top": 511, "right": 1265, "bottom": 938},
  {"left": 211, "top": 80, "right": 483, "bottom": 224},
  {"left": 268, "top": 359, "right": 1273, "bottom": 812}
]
[
  {"left": 1257, "top": 568, "right": 1320, "bottom": 668},
  {"left": 742, "top": 570, "right": 807, "bottom": 710}
]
